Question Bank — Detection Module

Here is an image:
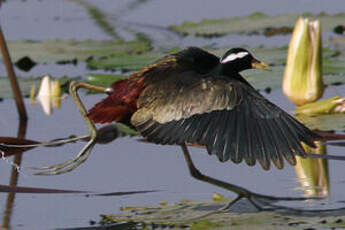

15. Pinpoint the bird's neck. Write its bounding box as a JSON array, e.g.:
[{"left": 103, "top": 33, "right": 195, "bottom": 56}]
[{"left": 213, "top": 65, "right": 250, "bottom": 85}]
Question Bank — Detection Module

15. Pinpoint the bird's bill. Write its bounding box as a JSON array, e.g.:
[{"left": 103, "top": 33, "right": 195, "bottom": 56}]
[{"left": 251, "top": 59, "right": 271, "bottom": 71}]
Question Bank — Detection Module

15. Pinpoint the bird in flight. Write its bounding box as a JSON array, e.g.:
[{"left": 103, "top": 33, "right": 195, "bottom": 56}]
[
  {"left": 35, "top": 47, "right": 320, "bottom": 208},
  {"left": 87, "top": 47, "right": 319, "bottom": 170}
]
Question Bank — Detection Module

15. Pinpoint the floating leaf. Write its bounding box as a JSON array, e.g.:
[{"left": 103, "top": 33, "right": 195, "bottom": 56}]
[
  {"left": 100, "top": 198, "right": 345, "bottom": 229},
  {"left": 4, "top": 39, "right": 151, "bottom": 63},
  {"left": 85, "top": 73, "right": 127, "bottom": 88},
  {"left": 170, "top": 13, "right": 345, "bottom": 37},
  {"left": 87, "top": 52, "right": 159, "bottom": 71},
  {"left": 295, "top": 114, "right": 345, "bottom": 131}
]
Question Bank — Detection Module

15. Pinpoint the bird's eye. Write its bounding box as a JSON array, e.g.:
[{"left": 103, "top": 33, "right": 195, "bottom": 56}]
[{"left": 221, "top": 52, "right": 249, "bottom": 64}]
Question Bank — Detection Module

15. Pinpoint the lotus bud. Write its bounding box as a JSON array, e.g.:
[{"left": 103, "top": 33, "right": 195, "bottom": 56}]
[
  {"left": 283, "top": 18, "right": 324, "bottom": 106},
  {"left": 37, "top": 75, "right": 52, "bottom": 115},
  {"left": 295, "top": 141, "right": 329, "bottom": 196},
  {"left": 37, "top": 75, "right": 51, "bottom": 97},
  {"left": 51, "top": 80, "right": 62, "bottom": 109},
  {"left": 36, "top": 75, "right": 62, "bottom": 115}
]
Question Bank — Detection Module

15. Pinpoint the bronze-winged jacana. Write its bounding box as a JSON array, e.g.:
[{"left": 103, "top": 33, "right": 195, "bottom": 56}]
[{"left": 37, "top": 47, "right": 320, "bottom": 209}]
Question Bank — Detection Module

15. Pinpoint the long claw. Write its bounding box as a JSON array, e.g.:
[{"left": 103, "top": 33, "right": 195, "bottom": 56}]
[
  {"left": 33, "top": 138, "right": 96, "bottom": 175},
  {"left": 33, "top": 147, "right": 93, "bottom": 175}
]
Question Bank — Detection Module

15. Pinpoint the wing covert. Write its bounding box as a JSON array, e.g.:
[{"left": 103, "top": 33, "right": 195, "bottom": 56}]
[{"left": 132, "top": 75, "right": 242, "bottom": 125}]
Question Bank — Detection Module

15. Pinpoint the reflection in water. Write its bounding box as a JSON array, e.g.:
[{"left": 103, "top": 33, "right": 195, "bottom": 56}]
[
  {"left": 2, "top": 119, "right": 27, "bottom": 230},
  {"left": 295, "top": 141, "right": 329, "bottom": 197}
]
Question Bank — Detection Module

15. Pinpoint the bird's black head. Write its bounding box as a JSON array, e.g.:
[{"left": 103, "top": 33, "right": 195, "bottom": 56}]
[{"left": 220, "top": 48, "right": 270, "bottom": 73}]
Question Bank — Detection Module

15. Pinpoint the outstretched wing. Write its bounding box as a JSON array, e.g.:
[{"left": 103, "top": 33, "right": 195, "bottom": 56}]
[{"left": 131, "top": 75, "right": 319, "bottom": 170}]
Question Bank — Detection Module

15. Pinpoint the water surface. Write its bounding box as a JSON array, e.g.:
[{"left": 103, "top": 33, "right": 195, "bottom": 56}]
[{"left": 1, "top": 0, "right": 345, "bottom": 229}]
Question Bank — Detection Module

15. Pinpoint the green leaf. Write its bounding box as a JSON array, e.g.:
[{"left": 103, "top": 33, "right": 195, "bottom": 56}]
[
  {"left": 87, "top": 52, "right": 160, "bottom": 71},
  {"left": 86, "top": 73, "right": 127, "bottom": 88},
  {"left": 295, "top": 114, "right": 345, "bottom": 131},
  {"left": 4, "top": 39, "right": 151, "bottom": 63},
  {"left": 100, "top": 198, "right": 345, "bottom": 229},
  {"left": 170, "top": 12, "right": 345, "bottom": 37}
]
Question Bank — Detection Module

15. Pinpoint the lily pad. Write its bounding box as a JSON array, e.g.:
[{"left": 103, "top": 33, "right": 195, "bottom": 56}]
[
  {"left": 100, "top": 198, "right": 345, "bottom": 230},
  {"left": 87, "top": 52, "right": 161, "bottom": 71},
  {"left": 4, "top": 39, "right": 151, "bottom": 64},
  {"left": 170, "top": 12, "right": 345, "bottom": 37},
  {"left": 295, "top": 114, "right": 345, "bottom": 132},
  {"left": 85, "top": 73, "right": 127, "bottom": 88}
]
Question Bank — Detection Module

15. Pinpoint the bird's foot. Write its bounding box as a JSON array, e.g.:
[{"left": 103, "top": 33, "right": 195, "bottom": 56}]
[{"left": 32, "top": 138, "right": 96, "bottom": 175}]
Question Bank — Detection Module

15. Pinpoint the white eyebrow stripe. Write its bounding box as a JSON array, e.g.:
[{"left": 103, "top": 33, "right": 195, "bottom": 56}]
[{"left": 221, "top": 51, "right": 249, "bottom": 63}]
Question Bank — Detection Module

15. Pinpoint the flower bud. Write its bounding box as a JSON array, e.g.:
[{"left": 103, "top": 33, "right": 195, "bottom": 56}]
[{"left": 283, "top": 18, "right": 324, "bottom": 106}]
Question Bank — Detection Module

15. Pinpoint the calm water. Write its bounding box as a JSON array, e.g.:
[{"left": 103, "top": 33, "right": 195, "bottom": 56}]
[{"left": 0, "top": 0, "right": 345, "bottom": 229}]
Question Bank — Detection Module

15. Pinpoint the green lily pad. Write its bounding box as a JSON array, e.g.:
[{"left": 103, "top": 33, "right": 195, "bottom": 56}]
[
  {"left": 170, "top": 12, "right": 345, "bottom": 37},
  {"left": 295, "top": 114, "right": 345, "bottom": 132},
  {"left": 100, "top": 198, "right": 345, "bottom": 229},
  {"left": 4, "top": 39, "right": 151, "bottom": 63},
  {"left": 85, "top": 73, "right": 127, "bottom": 88},
  {"left": 87, "top": 52, "right": 161, "bottom": 71}
]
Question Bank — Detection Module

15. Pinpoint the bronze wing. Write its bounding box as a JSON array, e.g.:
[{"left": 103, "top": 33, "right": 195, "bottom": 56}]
[{"left": 131, "top": 72, "right": 318, "bottom": 170}]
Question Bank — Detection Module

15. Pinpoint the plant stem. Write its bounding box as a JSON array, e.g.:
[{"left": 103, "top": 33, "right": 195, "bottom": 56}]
[{"left": 0, "top": 26, "right": 27, "bottom": 121}]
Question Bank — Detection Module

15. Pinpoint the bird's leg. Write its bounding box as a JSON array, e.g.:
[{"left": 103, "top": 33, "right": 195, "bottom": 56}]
[
  {"left": 180, "top": 144, "right": 261, "bottom": 210},
  {"left": 34, "top": 81, "right": 108, "bottom": 175},
  {"left": 180, "top": 144, "right": 325, "bottom": 217}
]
